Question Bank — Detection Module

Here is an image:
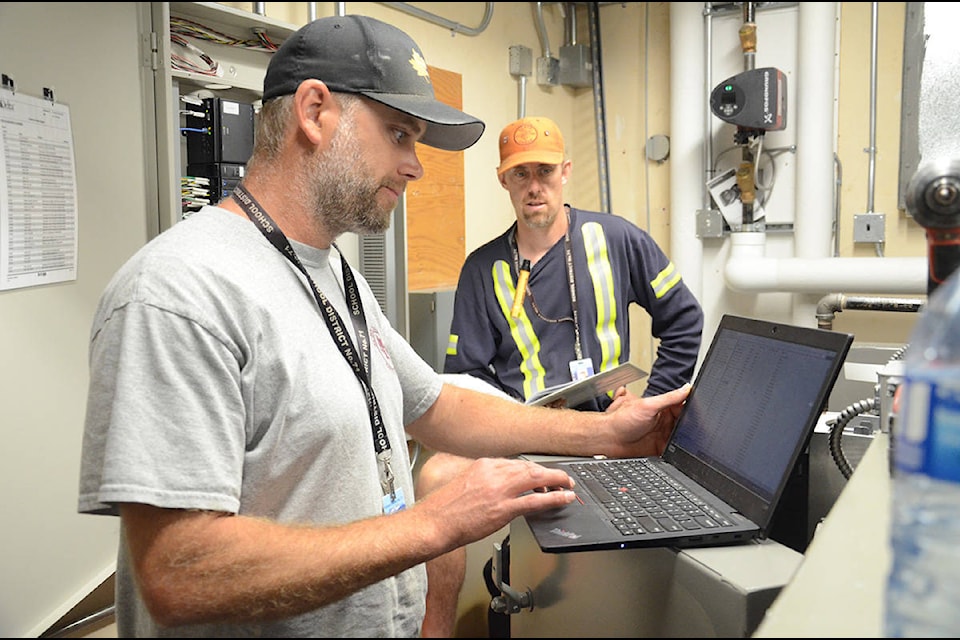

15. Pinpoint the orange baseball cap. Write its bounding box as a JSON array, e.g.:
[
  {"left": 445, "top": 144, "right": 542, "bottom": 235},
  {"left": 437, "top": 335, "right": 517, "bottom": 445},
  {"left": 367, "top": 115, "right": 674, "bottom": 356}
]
[{"left": 497, "top": 116, "right": 565, "bottom": 176}]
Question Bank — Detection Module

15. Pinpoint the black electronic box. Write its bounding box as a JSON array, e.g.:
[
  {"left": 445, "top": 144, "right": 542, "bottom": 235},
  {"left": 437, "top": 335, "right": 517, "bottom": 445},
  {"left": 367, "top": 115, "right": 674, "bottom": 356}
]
[
  {"left": 186, "top": 162, "right": 245, "bottom": 204},
  {"left": 185, "top": 97, "right": 255, "bottom": 165}
]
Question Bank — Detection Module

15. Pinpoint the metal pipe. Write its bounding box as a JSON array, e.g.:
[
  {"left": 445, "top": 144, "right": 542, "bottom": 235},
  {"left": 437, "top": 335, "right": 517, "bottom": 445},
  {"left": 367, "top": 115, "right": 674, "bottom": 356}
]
[
  {"left": 866, "top": 2, "right": 879, "bottom": 214},
  {"left": 378, "top": 2, "right": 493, "bottom": 36},
  {"left": 737, "top": 2, "right": 758, "bottom": 227},
  {"left": 566, "top": 2, "right": 578, "bottom": 46},
  {"left": 815, "top": 293, "right": 924, "bottom": 330},
  {"left": 834, "top": 154, "right": 843, "bottom": 256},
  {"left": 518, "top": 75, "right": 527, "bottom": 119},
  {"left": 703, "top": 2, "right": 715, "bottom": 207},
  {"left": 534, "top": 2, "right": 554, "bottom": 58},
  {"left": 740, "top": 2, "right": 757, "bottom": 71},
  {"left": 588, "top": 2, "right": 611, "bottom": 212}
]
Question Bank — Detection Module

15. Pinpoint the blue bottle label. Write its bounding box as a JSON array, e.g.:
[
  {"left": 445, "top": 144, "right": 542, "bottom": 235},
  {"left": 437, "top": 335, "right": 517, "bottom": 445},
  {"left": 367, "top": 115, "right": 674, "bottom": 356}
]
[{"left": 896, "top": 376, "right": 960, "bottom": 482}]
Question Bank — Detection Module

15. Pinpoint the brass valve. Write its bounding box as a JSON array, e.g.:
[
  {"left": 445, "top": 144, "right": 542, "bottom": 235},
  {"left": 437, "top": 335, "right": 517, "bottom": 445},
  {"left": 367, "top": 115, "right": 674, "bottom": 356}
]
[{"left": 736, "top": 162, "right": 756, "bottom": 205}]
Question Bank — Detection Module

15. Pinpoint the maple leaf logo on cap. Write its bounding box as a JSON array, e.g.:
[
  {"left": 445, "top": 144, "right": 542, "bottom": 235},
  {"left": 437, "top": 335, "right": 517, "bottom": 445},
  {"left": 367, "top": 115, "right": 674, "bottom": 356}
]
[{"left": 409, "top": 50, "right": 430, "bottom": 81}]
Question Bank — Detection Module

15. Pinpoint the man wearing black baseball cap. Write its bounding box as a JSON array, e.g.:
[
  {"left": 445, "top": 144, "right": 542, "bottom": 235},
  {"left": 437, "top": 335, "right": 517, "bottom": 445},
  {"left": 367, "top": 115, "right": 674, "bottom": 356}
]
[
  {"left": 262, "top": 14, "right": 484, "bottom": 152},
  {"left": 78, "top": 14, "right": 688, "bottom": 638}
]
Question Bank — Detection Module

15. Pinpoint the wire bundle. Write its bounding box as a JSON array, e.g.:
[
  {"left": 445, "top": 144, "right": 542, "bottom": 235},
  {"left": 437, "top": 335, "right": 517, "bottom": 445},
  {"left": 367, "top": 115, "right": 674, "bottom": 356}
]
[
  {"left": 169, "top": 16, "right": 279, "bottom": 77},
  {"left": 170, "top": 32, "right": 221, "bottom": 77},
  {"left": 170, "top": 16, "right": 279, "bottom": 52}
]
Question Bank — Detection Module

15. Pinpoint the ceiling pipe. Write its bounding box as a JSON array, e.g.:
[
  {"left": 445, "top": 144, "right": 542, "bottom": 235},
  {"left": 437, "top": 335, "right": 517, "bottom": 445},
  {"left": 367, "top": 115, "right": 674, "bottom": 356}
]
[{"left": 378, "top": 2, "right": 493, "bottom": 36}]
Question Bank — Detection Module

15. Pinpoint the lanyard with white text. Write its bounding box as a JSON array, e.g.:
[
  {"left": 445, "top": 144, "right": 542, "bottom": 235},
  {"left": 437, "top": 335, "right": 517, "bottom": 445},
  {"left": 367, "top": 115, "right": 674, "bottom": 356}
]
[{"left": 231, "top": 186, "right": 400, "bottom": 507}]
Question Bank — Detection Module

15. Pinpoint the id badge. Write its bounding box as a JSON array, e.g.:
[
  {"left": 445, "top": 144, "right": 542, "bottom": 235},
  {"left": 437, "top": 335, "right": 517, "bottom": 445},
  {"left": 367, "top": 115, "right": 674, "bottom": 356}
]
[
  {"left": 382, "top": 487, "right": 407, "bottom": 514},
  {"left": 569, "top": 358, "right": 595, "bottom": 381}
]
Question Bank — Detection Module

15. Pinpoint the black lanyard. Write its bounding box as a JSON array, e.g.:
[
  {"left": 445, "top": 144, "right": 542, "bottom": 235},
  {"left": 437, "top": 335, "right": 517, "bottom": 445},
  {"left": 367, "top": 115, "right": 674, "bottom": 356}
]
[
  {"left": 511, "top": 207, "right": 583, "bottom": 360},
  {"left": 231, "top": 185, "right": 397, "bottom": 498}
]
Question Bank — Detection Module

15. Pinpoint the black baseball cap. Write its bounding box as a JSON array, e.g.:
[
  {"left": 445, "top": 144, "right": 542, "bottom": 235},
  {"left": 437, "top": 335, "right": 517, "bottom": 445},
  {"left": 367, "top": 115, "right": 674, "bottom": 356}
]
[{"left": 262, "top": 14, "right": 485, "bottom": 152}]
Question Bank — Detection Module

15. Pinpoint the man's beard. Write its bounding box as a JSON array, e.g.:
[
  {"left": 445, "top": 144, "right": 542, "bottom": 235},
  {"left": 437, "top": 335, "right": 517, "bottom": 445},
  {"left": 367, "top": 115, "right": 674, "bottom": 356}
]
[
  {"left": 303, "top": 115, "right": 396, "bottom": 237},
  {"left": 520, "top": 206, "right": 559, "bottom": 230}
]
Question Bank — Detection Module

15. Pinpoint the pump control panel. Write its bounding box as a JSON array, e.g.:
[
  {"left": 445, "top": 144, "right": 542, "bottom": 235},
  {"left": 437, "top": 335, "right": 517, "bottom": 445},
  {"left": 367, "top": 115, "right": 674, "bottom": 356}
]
[{"left": 710, "top": 67, "right": 787, "bottom": 131}]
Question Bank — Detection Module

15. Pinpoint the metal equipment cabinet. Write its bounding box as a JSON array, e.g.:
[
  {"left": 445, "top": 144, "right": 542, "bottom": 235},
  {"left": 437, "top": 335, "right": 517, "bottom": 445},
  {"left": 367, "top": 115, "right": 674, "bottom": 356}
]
[
  {"left": 501, "top": 456, "right": 805, "bottom": 638},
  {"left": 148, "top": 2, "right": 297, "bottom": 231}
]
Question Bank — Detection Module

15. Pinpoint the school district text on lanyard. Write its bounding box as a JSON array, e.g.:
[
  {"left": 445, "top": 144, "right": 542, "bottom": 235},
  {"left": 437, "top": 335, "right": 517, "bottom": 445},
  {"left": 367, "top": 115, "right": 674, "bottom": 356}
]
[{"left": 231, "top": 185, "right": 405, "bottom": 514}]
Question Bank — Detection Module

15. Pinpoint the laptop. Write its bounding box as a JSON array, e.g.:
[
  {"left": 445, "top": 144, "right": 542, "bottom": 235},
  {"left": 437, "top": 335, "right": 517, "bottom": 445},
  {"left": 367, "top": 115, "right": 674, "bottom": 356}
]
[{"left": 523, "top": 314, "right": 853, "bottom": 553}]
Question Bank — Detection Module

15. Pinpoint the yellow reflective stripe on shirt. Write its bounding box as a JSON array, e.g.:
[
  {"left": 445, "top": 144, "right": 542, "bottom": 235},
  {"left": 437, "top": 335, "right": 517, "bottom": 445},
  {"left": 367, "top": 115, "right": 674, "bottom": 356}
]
[
  {"left": 446, "top": 333, "right": 458, "bottom": 356},
  {"left": 651, "top": 261, "right": 681, "bottom": 299},
  {"left": 581, "top": 222, "right": 621, "bottom": 372},
  {"left": 492, "top": 260, "right": 546, "bottom": 399}
]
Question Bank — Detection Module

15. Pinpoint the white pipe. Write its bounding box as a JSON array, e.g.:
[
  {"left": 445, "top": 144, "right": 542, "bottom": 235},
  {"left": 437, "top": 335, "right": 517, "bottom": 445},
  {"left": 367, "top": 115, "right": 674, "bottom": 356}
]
[
  {"left": 669, "top": 2, "right": 706, "bottom": 299},
  {"left": 795, "top": 2, "right": 837, "bottom": 261},
  {"left": 713, "top": 3, "right": 928, "bottom": 300},
  {"left": 725, "top": 232, "right": 926, "bottom": 294},
  {"left": 791, "top": 2, "right": 842, "bottom": 325}
]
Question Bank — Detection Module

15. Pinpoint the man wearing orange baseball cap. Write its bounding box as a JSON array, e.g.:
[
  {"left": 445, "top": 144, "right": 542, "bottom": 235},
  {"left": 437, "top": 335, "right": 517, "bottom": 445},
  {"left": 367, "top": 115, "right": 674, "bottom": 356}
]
[
  {"left": 416, "top": 116, "right": 704, "bottom": 636},
  {"left": 449, "top": 114, "right": 702, "bottom": 406}
]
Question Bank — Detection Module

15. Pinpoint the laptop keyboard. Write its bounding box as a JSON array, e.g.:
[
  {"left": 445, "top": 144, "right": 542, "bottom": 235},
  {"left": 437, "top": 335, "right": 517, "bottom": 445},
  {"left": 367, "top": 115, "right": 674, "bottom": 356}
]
[{"left": 568, "top": 459, "right": 736, "bottom": 536}]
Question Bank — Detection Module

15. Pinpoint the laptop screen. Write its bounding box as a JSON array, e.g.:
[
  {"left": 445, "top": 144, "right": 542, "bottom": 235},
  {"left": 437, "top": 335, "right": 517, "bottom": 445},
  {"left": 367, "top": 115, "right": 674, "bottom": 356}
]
[{"left": 664, "top": 315, "right": 851, "bottom": 529}]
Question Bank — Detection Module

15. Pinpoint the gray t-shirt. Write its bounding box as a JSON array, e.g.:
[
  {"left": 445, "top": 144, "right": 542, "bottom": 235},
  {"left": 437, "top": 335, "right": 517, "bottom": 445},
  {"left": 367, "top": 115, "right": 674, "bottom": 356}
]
[{"left": 78, "top": 206, "right": 442, "bottom": 637}]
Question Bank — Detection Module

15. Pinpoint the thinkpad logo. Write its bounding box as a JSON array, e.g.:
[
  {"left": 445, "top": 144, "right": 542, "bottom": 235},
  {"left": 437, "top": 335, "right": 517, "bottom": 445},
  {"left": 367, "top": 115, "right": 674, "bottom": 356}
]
[{"left": 550, "top": 527, "right": 581, "bottom": 540}]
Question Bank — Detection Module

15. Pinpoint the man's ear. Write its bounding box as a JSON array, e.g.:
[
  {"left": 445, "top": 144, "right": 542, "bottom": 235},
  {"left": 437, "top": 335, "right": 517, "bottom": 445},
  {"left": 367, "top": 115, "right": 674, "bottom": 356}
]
[
  {"left": 293, "top": 79, "right": 333, "bottom": 146},
  {"left": 498, "top": 172, "right": 509, "bottom": 190}
]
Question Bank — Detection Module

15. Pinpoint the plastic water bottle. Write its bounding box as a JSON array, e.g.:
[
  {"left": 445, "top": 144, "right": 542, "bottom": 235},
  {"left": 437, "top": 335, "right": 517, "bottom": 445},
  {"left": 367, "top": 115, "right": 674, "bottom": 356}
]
[{"left": 886, "top": 269, "right": 960, "bottom": 637}]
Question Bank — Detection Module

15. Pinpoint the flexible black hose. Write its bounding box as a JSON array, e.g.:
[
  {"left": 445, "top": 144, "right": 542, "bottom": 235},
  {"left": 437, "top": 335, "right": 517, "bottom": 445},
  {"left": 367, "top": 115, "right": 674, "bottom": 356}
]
[{"left": 828, "top": 397, "right": 878, "bottom": 479}]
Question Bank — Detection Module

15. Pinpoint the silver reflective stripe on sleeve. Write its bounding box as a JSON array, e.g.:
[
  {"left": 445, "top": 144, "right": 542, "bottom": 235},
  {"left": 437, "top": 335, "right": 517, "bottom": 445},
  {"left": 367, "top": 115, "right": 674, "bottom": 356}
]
[
  {"left": 651, "top": 261, "right": 682, "bottom": 299},
  {"left": 581, "top": 222, "right": 622, "bottom": 374}
]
